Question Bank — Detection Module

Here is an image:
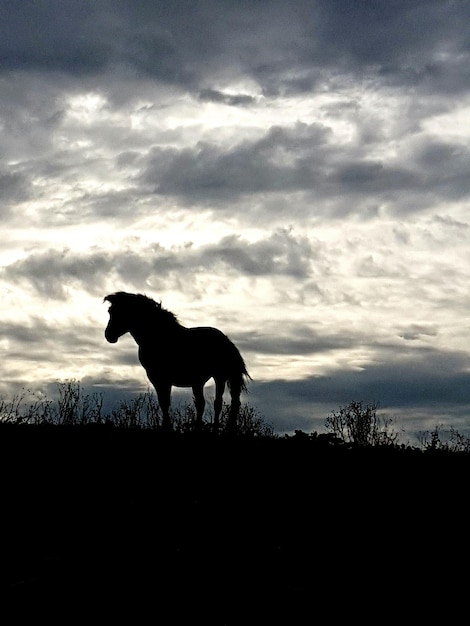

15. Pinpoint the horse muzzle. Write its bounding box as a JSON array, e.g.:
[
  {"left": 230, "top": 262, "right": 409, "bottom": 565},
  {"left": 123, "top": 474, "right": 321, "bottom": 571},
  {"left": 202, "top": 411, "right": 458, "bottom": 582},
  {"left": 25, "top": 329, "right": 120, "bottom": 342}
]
[{"left": 105, "top": 329, "right": 119, "bottom": 343}]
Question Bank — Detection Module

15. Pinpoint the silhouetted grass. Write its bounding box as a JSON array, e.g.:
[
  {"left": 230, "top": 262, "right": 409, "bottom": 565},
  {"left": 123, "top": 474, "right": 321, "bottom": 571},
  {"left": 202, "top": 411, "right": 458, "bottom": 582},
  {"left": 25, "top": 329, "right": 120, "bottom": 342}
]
[
  {"left": 0, "top": 380, "right": 273, "bottom": 436},
  {"left": 2, "top": 381, "right": 470, "bottom": 453}
]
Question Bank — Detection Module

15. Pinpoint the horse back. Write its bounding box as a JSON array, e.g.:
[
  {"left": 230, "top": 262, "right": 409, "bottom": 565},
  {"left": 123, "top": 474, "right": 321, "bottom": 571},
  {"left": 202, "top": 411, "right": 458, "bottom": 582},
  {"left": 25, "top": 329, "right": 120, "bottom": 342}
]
[{"left": 138, "top": 325, "right": 243, "bottom": 381}]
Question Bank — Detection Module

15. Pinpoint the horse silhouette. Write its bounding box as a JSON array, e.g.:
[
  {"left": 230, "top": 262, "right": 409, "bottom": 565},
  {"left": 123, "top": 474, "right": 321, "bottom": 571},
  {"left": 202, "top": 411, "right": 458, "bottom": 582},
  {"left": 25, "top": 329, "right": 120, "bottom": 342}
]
[{"left": 104, "top": 292, "right": 250, "bottom": 431}]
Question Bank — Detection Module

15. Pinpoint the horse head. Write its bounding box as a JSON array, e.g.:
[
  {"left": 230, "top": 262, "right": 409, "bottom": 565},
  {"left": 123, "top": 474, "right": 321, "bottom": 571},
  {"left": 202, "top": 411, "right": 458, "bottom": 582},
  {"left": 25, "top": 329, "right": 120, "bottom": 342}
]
[
  {"left": 104, "top": 292, "right": 163, "bottom": 343},
  {"left": 104, "top": 292, "right": 135, "bottom": 343}
]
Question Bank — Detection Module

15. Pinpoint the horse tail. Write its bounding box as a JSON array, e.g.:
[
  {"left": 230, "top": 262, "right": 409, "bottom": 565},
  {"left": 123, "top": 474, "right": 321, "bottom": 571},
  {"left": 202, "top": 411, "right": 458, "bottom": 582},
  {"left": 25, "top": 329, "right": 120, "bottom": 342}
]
[{"left": 226, "top": 339, "right": 251, "bottom": 396}]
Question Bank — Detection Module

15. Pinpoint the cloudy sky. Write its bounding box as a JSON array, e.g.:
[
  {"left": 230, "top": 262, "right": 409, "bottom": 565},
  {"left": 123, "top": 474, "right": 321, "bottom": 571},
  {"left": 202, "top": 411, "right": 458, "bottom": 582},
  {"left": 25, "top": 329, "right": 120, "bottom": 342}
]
[{"left": 1, "top": 0, "right": 470, "bottom": 437}]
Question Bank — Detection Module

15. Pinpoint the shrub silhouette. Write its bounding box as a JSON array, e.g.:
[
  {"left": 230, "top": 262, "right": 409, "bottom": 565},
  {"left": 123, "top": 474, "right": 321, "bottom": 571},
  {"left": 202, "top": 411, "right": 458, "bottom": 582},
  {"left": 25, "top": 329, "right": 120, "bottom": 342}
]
[
  {"left": 418, "top": 424, "right": 470, "bottom": 453},
  {"left": 0, "top": 387, "right": 54, "bottom": 424},
  {"left": 325, "top": 400, "right": 399, "bottom": 446},
  {"left": 56, "top": 380, "right": 104, "bottom": 425}
]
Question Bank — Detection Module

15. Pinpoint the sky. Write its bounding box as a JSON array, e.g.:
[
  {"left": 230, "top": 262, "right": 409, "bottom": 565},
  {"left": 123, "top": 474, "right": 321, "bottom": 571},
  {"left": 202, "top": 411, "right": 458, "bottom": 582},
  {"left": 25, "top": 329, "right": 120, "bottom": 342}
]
[{"left": 1, "top": 0, "right": 470, "bottom": 438}]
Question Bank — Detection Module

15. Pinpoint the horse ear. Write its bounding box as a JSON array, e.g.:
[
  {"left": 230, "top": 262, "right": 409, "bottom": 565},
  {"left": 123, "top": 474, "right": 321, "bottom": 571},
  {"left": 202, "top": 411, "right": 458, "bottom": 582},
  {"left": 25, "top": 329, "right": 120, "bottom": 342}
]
[{"left": 104, "top": 294, "right": 117, "bottom": 305}]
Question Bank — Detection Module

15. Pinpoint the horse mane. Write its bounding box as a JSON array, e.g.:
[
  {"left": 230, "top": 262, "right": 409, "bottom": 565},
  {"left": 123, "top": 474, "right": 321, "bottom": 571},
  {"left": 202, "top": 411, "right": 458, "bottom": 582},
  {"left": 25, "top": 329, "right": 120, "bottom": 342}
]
[{"left": 104, "top": 292, "right": 179, "bottom": 325}]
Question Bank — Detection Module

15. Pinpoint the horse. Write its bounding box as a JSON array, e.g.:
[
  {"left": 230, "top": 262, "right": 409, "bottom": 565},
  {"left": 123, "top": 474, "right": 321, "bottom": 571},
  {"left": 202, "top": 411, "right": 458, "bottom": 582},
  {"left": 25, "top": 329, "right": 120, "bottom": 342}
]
[{"left": 104, "top": 292, "right": 251, "bottom": 432}]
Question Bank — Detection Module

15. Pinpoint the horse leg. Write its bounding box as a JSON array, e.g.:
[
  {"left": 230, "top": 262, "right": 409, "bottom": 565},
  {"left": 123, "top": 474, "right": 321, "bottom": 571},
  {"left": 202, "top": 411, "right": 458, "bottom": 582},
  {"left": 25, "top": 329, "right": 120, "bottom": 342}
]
[
  {"left": 156, "top": 384, "right": 172, "bottom": 431},
  {"left": 228, "top": 377, "right": 241, "bottom": 433},
  {"left": 192, "top": 384, "right": 205, "bottom": 432},
  {"left": 214, "top": 379, "right": 226, "bottom": 431}
]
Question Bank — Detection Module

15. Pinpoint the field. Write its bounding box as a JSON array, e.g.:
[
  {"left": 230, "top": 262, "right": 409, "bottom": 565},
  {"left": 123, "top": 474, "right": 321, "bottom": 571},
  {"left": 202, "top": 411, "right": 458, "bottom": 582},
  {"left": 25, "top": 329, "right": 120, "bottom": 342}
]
[{"left": 2, "top": 416, "right": 469, "bottom": 623}]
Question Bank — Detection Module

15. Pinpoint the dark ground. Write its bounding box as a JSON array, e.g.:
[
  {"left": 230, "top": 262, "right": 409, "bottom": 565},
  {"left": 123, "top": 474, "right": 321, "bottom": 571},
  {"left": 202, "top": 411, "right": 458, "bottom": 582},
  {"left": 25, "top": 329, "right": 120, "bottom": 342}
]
[{"left": 1, "top": 424, "right": 468, "bottom": 623}]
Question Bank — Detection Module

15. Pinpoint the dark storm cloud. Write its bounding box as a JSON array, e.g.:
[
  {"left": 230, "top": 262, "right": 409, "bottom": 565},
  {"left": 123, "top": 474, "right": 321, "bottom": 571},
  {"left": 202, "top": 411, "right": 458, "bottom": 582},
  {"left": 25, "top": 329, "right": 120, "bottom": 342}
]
[
  {"left": 275, "top": 348, "right": 470, "bottom": 409},
  {"left": 0, "top": 1, "right": 105, "bottom": 74},
  {"left": 414, "top": 139, "right": 470, "bottom": 201},
  {"left": 305, "top": 1, "right": 470, "bottom": 81},
  {"left": 1, "top": 1, "right": 469, "bottom": 95},
  {"left": 0, "top": 317, "right": 102, "bottom": 358},
  {"left": 398, "top": 324, "right": 438, "bottom": 342},
  {"left": 237, "top": 326, "right": 357, "bottom": 356},
  {"left": 332, "top": 161, "right": 416, "bottom": 194},
  {"left": 0, "top": 0, "right": 231, "bottom": 85},
  {"left": 302, "top": 1, "right": 470, "bottom": 95},
  {"left": 141, "top": 122, "right": 329, "bottom": 201},
  {"left": 249, "top": 346, "right": 470, "bottom": 433},
  {"left": 140, "top": 122, "right": 470, "bottom": 212},
  {"left": 143, "top": 136, "right": 305, "bottom": 200},
  {"left": 3, "top": 249, "right": 115, "bottom": 300},
  {"left": 1, "top": 229, "right": 316, "bottom": 298},
  {"left": 198, "top": 89, "right": 257, "bottom": 107},
  {"left": 0, "top": 168, "right": 31, "bottom": 208},
  {"left": 197, "top": 231, "right": 313, "bottom": 278}
]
